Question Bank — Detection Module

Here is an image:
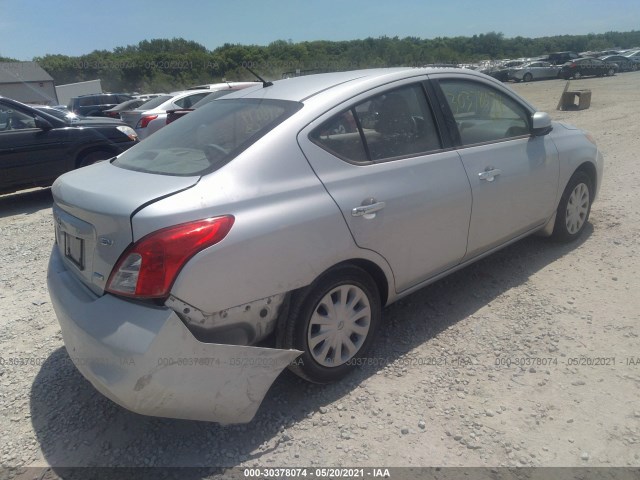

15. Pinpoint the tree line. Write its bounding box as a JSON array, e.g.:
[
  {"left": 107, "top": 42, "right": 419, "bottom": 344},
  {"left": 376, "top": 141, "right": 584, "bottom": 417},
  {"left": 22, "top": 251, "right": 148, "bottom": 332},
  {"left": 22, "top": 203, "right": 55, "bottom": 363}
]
[{"left": 4, "top": 31, "right": 639, "bottom": 93}]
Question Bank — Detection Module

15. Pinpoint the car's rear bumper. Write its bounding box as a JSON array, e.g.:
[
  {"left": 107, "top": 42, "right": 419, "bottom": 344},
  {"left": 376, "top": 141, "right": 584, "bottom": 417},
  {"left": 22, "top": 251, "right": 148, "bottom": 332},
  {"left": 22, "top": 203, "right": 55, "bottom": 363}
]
[{"left": 47, "top": 247, "right": 301, "bottom": 424}]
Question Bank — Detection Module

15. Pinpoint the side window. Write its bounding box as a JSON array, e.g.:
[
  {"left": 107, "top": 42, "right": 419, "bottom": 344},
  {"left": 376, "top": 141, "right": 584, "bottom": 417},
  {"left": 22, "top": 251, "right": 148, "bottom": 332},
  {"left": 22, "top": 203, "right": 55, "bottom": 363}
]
[
  {"left": 310, "top": 110, "right": 368, "bottom": 162},
  {"left": 0, "top": 105, "right": 36, "bottom": 131},
  {"left": 310, "top": 84, "right": 441, "bottom": 163},
  {"left": 439, "top": 79, "right": 530, "bottom": 145}
]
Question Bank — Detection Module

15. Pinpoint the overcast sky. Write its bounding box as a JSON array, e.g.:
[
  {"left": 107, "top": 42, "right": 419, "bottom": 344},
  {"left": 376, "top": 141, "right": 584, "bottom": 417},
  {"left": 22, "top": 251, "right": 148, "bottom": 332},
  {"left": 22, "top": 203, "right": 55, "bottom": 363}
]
[{"left": 1, "top": 0, "right": 638, "bottom": 60}]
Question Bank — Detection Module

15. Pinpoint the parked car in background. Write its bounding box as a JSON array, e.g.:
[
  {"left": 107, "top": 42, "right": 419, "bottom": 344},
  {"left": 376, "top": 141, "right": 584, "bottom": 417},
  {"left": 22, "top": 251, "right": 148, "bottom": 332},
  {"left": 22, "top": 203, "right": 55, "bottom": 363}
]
[
  {"left": 48, "top": 67, "right": 603, "bottom": 424},
  {"left": 0, "top": 96, "right": 137, "bottom": 195},
  {"left": 546, "top": 51, "right": 580, "bottom": 65},
  {"left": 119, "top": 90, "right": 210, "bottom": 139},
  {"left": 483, "top": 60, "right": 525, "bottom": 82},
  {"left": 508, "top": 61, "right": 561, "bottom": 82},
  {"left": 600, "top": 55, "right": 638, "bottom": 72},
  {"left": 623, "top": 50, "right": 640, "bottom": 64},
  {"left": 560, "top": 58, "right": 618, "bottom": 79},
  {"left": 103, "top": 98, "right": 152, "bottom": 119},
  {"left": 165, "top": 83, "right": 258, "bottom": 124},
  {"left": 33, "top": 105, "right": 81, "bottom": 122},
  {"left": 68, "top": 93, "right": 133, "bottom": 117}
]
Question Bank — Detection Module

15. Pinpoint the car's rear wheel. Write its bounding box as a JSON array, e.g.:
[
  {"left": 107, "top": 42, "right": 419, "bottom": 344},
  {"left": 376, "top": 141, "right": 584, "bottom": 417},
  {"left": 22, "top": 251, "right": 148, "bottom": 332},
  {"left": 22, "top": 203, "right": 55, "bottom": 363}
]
[
  {"left": 78, "top": 150, "right": 113, "bottom": 168},
  {"left": 282, "top": 265, "right": 381, "bottom": 383},
  {"left": 574, "top": 71, "right": 582, "bottom": 79},
  {"left": 551, "top": 171, "right": 593, "bottom": 242},
  {"left": 607, "top": 68, "right": 615, "bottom": 76},
  {"left": 523, "top": 73, "right": 533, "bottom": 82}
]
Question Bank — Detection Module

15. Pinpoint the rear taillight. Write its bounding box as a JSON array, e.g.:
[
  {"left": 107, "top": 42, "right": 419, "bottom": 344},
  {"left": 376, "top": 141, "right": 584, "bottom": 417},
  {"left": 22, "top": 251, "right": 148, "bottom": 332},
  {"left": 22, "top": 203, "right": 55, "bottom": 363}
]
[
  {"left": 106, "top": 216, "right": 234, "bottom": 299},
  {"left": 570, "top": 62, "right": 577, "bottom": 68},
  {"left": 137, "top": 115, "right": 158, "bottom": 129}
]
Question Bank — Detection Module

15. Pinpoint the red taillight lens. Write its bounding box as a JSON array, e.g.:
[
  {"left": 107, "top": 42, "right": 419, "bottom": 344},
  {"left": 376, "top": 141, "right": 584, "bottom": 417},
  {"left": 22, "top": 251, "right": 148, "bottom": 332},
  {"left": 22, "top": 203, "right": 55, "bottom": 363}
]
[
  {"left": 106, "top": 216, "right": 234, "bottom": 299},
  {"left": 137, "top": 114, "right": 158, "bottom": 129}
]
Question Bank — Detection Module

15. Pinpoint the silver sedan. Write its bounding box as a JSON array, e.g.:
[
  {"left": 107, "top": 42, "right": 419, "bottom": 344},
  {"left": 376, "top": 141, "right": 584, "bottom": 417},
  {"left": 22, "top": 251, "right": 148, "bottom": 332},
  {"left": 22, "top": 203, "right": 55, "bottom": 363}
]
[
  {"left": 508, "top": 61, "right": 562, "bottom": 81},
  {"left": 47, "top": 67, "right": 603, "bottom": 423}
]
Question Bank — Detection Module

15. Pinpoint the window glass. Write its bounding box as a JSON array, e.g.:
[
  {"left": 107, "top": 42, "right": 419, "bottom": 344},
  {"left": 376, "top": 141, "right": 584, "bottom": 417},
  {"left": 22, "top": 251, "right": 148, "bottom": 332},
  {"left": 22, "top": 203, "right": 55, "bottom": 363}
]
[
  {"left": 439, "top": 79, "right": 530, "bottom": 145},
  {"left": 355, "top": 84, "right": 441, "bottom": 161},
  {"left": 114, "top": 98, "right": 301, "bottom": 176},
  {"left": 310, "top": 83, "right": 441, "bottom": 163},
  {"left": 311, "top": 110, "right": 367, "bottom": 162},
  {"left": 175, "top": 93, "right": 209, "bottom": 108},
  {"left": 0, "top": 105, "right": 36, "bottom": 130},
  {"left": 138, "top": 95, "right": 172, "bottom": 110}
]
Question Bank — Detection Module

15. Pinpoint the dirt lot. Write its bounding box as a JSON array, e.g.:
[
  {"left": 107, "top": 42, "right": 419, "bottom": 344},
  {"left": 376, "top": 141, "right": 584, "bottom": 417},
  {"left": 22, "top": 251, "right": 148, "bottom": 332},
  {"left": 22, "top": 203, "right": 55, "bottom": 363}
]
[{"left": 1, "top": 72, "right": 639, "bottom": 478}]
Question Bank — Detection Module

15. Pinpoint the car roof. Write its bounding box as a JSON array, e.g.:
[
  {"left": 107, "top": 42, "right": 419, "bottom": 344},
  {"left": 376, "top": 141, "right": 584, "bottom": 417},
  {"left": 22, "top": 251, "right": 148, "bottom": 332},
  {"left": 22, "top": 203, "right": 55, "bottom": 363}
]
[
  {"left": 226, "top": 67, "right": 473, "bottom": 103},
  {"left": 187, "top": 82, "right": 260, "bottom": 90}
]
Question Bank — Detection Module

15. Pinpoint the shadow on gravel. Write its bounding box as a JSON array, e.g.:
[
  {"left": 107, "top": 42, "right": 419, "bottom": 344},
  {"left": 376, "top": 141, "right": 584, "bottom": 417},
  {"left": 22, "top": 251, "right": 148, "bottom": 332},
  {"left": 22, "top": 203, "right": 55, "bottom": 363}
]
[
  {"left": 29, "top": 226, "right": 592, "bottom": 477},
  {"left": 0, "top": 188, "right": 52, "bottom": 218}
]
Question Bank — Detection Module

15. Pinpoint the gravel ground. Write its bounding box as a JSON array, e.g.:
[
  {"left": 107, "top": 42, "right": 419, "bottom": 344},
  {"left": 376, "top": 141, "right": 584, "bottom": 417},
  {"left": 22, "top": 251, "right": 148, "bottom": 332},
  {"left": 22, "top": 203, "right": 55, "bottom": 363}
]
[{"left": 1, "top": 72, "right": 639, "bottom": 479}]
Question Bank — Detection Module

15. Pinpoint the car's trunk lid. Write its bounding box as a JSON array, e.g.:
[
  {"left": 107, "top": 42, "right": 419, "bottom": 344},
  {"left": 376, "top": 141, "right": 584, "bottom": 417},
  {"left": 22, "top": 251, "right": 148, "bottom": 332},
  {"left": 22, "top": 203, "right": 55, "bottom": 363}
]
[
  {"left": 52, "top": 161, "right": 199, "bottom": 296},
  {"left": 120, "top": 110, "right": 144, "bottom": 128}
]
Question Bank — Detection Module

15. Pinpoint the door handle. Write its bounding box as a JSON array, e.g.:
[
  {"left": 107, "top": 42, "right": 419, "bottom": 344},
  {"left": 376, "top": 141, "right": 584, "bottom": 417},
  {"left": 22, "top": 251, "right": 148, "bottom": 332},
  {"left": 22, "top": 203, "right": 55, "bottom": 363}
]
[
  {"left": 351, "top": 202, "right": 386, "bottom": 217},
  {"left": 478, "top": 168, "right": 502, "bottom": 182}
]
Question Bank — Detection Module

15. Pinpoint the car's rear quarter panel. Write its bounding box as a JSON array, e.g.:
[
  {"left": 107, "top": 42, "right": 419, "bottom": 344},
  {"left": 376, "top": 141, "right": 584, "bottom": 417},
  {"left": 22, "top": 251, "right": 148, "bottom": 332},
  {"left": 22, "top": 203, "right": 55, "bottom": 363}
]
[{"left": 132, "top": 128, "right": 393, "bottom": 313}]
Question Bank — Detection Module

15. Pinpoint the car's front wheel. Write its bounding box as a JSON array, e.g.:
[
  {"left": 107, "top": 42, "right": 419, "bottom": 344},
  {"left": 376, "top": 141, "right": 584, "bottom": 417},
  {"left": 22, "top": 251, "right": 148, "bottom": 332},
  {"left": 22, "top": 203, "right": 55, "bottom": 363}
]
[
  {"left": 551, "top": 171, "right": 593, "bottom": 242},
  {"left": 282, "top": 265, "right": 382, "bottom": 383},
  {"left": 607, "top": 68, "right": 615, "bottom": 76},
  {"left": 523, "top": 73, "right": 533, "bottom": 82}
]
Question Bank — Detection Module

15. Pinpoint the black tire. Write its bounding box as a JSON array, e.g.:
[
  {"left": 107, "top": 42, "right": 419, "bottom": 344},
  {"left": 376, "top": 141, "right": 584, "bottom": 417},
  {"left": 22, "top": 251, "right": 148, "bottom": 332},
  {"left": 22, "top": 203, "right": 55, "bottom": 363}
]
[
  {"left": 607, "top": 68, "right": 615, "bottom": 76},
  {"left": 573, "top": 71, "right": 582, "bottom": 79},
  {"left": 78, "top": 150, "right": 113, "bottom": 168},
  {"left": 281, "top": 265, "right": 382, "bottom": 383},
  {"left": 523, "top": 73, "right": 533, "bottom": 82},
  {"left": 551, "top": 171, "right": 593, "bottom": 242}
]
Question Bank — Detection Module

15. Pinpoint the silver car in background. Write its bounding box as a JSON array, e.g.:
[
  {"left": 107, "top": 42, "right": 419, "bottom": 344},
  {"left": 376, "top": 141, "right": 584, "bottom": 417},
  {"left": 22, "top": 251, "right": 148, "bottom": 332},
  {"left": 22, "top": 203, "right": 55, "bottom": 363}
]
[
  {"left": 508, "top": 61, "right": 562, "bottom": 82},
  {"left": 48, "top": 67, "right": 603, "bottom": 424},
  {"left": 120, "top": 90, "right": 211, "bottom": 139},
  {"left": 121, "top": 83, "right": 260, "bottom": 140}
]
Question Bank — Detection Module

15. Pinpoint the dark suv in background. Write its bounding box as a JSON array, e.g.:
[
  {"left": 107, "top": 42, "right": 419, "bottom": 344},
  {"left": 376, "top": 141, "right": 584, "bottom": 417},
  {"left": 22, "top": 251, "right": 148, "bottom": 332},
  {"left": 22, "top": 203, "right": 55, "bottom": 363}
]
[{"left": 68, "top": 93, "right": 133, "bottom": 117}]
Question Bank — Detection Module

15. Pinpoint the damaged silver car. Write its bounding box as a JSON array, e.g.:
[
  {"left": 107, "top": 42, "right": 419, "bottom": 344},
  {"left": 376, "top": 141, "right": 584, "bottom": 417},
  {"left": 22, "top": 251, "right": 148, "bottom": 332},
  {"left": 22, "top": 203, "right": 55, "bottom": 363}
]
[{"left": 48, "top": 67, "right": 603, "bottom": 423}]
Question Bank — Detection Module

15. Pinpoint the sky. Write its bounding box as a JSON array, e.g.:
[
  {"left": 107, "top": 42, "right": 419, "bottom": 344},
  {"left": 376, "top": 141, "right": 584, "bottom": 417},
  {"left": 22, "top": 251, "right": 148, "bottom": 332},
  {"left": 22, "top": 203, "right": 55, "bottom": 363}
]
[{"left": 1, "top": 0, "right": 638, "bottom": 60}]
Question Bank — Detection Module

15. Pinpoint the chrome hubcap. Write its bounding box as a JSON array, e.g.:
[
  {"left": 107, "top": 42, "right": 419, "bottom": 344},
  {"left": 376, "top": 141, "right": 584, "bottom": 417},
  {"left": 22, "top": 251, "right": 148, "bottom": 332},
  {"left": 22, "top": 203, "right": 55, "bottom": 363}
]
[
  {"left": 565, "top": 183, "right": 589, "bottom": 234},
  {"left": 307, "top": 285, "right": 371, "bottom": 367}
]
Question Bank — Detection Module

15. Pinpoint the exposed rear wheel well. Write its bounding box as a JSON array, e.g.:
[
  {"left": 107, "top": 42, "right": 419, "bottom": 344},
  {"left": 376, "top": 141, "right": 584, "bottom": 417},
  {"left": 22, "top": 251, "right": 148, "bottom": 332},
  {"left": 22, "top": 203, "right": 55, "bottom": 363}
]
[{"left": 338, "top": 259, "right": 390, "bottom": 307}]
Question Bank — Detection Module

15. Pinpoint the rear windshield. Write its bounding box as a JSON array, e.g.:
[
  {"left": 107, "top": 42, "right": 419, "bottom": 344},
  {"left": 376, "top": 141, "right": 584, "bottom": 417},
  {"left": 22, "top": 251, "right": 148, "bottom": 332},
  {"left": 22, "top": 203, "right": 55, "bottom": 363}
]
[
  {"left": 113, "top": 98, "right": 302, "bottom": 176},
  {"left": 137, "top": 95, "right": 172, "bottom": 110}
]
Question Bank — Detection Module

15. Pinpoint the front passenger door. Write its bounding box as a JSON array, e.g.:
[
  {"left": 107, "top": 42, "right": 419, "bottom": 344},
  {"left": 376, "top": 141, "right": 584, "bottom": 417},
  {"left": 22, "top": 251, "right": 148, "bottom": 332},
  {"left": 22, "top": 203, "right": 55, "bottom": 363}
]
[{"left": 434, "top": 77, "right": 559, "bottom": 259}]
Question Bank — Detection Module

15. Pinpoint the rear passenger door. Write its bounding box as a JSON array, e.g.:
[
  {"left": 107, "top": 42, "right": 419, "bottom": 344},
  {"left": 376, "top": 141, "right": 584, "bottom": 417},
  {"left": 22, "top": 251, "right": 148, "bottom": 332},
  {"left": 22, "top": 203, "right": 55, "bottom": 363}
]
[
  {"left": 432, "top": 75, "right": 559, "bottom": 259},
  {"left": 298, "top": 81, "right": 472, "bottom": 293}
]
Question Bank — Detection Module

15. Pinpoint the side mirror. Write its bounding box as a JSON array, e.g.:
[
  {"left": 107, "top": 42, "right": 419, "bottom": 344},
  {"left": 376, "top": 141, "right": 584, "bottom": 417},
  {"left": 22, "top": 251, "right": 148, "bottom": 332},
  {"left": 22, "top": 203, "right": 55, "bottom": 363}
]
[
  {"left": 532, "top": 112, "right": 553, "bottom": 136},
  {"left": 34, "top": 116, "right": 53, "bottom": 131}
]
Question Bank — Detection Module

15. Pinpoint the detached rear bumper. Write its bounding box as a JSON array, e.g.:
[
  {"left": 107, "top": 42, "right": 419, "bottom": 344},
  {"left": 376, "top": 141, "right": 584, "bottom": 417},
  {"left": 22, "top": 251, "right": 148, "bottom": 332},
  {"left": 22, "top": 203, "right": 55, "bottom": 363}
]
[{"left": 47, "top": 247, "right": 301, "bottom": 424}]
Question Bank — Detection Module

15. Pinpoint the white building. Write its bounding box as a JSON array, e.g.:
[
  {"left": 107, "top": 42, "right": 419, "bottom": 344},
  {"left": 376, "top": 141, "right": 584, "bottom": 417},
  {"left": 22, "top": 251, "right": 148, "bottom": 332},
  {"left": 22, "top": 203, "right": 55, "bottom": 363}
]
[{"left": 0, "top": 62, "right": 58, "bottom": 105}]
